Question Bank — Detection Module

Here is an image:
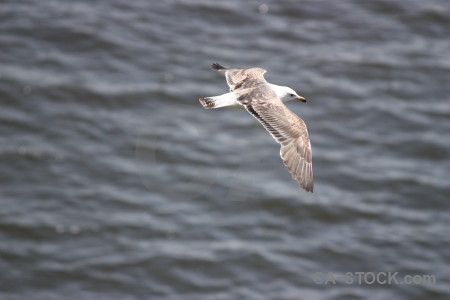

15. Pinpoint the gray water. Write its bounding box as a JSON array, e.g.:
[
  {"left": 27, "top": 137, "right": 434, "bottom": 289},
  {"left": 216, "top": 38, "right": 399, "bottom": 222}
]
[{"left": 1, "top": 0, "right": 449, "bottom": 299}]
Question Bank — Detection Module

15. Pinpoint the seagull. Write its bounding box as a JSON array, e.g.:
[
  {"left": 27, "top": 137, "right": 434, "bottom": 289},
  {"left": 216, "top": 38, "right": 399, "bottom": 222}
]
[{"left": 199, "top": 63, "right": 313, "bottom": 192}]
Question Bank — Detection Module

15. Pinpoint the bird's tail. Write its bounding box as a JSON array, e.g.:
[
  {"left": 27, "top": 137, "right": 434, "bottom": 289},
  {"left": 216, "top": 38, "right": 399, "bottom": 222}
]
[
  {"left": 199, "top": 93, "right": 239, "bottom": 109},
  {"left": 199, "top": 97, "right": 217, "bottom": 109},
  {"left": 211, "top": 63, "right": 228, "bottom": 71}
]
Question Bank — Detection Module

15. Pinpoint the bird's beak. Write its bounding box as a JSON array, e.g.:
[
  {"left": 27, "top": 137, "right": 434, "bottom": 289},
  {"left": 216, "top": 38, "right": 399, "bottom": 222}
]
[{"left": 297, "top": 96, "right": 307, "bottom": 103}]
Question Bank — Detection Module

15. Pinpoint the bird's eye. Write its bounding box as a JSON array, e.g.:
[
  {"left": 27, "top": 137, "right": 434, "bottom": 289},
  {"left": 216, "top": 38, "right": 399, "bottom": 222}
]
[{"left": 289, "top": 94, "right": 295, "bottom": 97}]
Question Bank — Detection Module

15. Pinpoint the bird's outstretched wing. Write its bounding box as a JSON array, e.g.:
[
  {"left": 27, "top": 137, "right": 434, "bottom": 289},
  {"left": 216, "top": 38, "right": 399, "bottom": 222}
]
[
  {"left": 212, "top": 63, "right": 267, "bottom": 92},
  {"left": 237, "top": 86, "right": 314, "bottom": 192}
]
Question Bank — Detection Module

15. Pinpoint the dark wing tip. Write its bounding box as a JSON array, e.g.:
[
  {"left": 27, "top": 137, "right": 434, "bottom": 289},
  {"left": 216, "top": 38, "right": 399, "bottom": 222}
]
[
  {"left": 305, "top": 180, "right": 314, "bottom": 193},
  {"left": 211, "top": 63, "right": 227, "bottom": 71},
  {"left": 296, "top": 170, "right": 314, "bottom": 193},
  {"left": 302, "top": 165, "right": 314, "bottom": 193}
]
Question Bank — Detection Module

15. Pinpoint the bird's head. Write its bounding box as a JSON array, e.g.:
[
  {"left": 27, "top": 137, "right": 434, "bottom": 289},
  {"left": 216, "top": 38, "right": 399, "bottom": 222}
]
[{"left": 273, "top": 85, "right": 307, "bottom": 103}]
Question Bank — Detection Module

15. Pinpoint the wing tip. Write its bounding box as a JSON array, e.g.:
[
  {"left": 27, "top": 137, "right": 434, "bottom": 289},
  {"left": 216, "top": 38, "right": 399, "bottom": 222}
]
[
  {"left": 304, "top": 181, "right": 314, "bottom": 193},
  {"left": 300, "top": 168, "right": 314, "bottom": 192},
  {"left": 296, "top": 177, "right": 314, "bottom": 192},
  {"left": 280, "top": 147, "right": 314, "bottom": 193},
  {"left": 211, "top": 63, "right": 227, "bottom": 71}
]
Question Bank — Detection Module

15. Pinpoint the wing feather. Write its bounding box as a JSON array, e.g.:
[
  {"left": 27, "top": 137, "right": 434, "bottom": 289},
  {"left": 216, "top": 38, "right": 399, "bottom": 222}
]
[
  {"left": 210, "top": 64, "right": 313, "bottom": 192},
  {"left": 242, "top": 93, "right": 314, "bottom": 192},
  {"left": 213, "top": 64, "right": 267, "bottom": 91}
]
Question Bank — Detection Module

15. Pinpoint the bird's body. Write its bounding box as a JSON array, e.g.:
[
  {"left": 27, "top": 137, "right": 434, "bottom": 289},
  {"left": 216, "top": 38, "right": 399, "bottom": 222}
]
[{"left": 199, "top": 63, "right": 313, "bottom": 192}]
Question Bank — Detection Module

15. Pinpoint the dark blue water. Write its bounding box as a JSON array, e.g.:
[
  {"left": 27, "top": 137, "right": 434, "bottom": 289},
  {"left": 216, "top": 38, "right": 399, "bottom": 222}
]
[{"left": 1, "top": 0, "right": 449, "bottom": 299}]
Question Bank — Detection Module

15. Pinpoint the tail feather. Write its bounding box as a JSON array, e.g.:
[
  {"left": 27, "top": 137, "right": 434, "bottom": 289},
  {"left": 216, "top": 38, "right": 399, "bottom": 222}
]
[
  {"left": 199, "top": 97, "right": 216, "bottom": 109},
  {"left": 211, "top": 63, "right": 227, "bottom": 71},
  {"left": 199, "top": 93, "right": 240, "bottom": 109}
]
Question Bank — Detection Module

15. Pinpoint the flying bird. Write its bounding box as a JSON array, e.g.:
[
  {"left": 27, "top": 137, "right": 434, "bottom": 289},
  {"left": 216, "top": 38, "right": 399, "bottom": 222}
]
[{"left": 199, "top": 63, "right": 313, "bottom": 192}]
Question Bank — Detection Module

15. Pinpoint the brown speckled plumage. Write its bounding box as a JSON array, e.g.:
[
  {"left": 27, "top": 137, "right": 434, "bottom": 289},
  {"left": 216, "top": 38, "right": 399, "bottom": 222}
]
[{"left": 202, "top": 63, "right": 313, "bottom": 192}]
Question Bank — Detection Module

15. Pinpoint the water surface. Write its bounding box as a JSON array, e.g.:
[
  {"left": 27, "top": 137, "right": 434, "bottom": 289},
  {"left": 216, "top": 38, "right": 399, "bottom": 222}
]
[{"left": 1, "top": 0, "right": 449, "bottom": 299}]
